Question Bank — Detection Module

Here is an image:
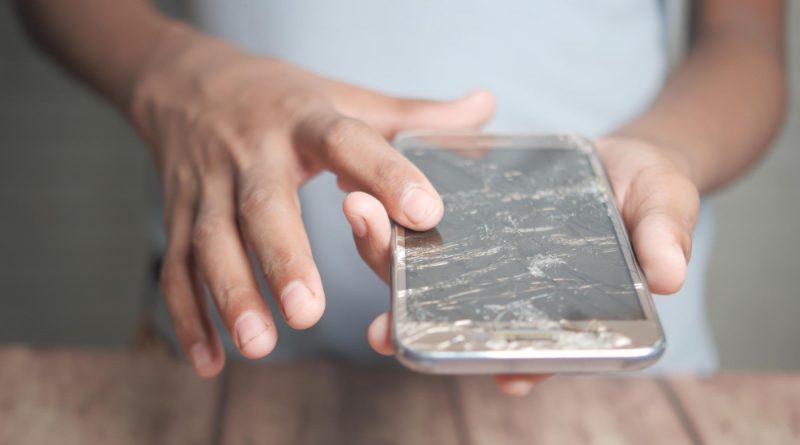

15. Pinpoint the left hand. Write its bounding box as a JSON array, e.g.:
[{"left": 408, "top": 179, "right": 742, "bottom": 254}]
[{"left": 342, "top": 136, "right": 699, "bottom": 396}]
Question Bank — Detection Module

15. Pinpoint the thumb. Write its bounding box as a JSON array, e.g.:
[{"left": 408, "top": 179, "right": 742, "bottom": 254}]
[{"left": 376, "top": 89, "right": 496, "bottom": 138}]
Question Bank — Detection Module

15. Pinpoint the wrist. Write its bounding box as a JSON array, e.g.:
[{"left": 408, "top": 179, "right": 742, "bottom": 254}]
[
  {"left": 125, "top": 21, "right": 198, "bottom": 113},
  {"left": 92, "top": 8, "right": 175, "bottom": 111},
  {"left": 127, "top": 22, "right": 245, "bottom": 142}
]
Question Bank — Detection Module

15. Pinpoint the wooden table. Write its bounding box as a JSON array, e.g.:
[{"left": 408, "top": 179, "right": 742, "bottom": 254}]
[{"left": 0, "top": 347, "right": 798, "bottom": 444}]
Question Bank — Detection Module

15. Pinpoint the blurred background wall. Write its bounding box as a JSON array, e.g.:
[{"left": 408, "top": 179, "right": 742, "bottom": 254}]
[{"left": 0, "top": 3, "right": 797, "bottom": 369}]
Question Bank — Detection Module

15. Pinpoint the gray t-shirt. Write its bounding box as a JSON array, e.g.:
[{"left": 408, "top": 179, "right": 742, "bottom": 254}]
[{"left": 154, "top": 0, "right": 717, "bottom": 372}]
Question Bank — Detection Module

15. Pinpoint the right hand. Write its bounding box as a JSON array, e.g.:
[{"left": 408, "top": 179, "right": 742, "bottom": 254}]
[{"left": 130, "top": 24, "right": 496, "bottom": 377}]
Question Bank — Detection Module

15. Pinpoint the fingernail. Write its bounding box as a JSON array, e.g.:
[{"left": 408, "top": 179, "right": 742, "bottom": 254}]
[
  {"left": 504, "top": 380, "right": 534, "bottom": 397},
  {"left": 234, "top": 311, "right": 269, "bottom": 349},
  {"left": 190, "top": 342, "right": 211, "bottom": 369},
  {"left": 347, "top": 213, "right": 368, "bottom": 237},
  {"left": 280, "top": 280, "right": 314, "bottom": 322},
  {"left": 401, "top": 186, "right": 437, "bottom": 225}
]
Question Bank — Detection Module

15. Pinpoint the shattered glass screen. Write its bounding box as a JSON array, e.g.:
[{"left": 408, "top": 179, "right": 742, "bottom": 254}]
[{"left": 402, "top": 147, "right": 645, "bottom": 322}]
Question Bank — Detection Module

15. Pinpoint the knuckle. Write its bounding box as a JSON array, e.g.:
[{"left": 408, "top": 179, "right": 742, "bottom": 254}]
[
  {"left": 172, "top": 164, "right": 195, "bottom": 190},
  {"left": 191, "top": 217, "right": 228, "bottom": 249},
  {"left": 171, "top": 311, "right": 196, "bottom": 339},
  {"left": 321, "top": 117, "right": 362, "bottom": 156},
  {"left": 193, "top": 110, "right": 249, "bottom": 159},
  {"left": 217, "top": 283, "right": 255, "bottom": 312},
  {"left": 632, "top": 168, "right": 698, "bottom": 214},
  {"left": 190, "top": 107, "right": 221, "bottom": 131},
  {"left": 261, "top": 250, "right": 294, "bottom": 281},
  {"left": 372, "top": 158, "right": 406, "bottom": 191},
  {"left": 275, "top": 91, "right": 326, "bottom": 118},
  {"left": 162, "top": 165, "right": 196, "bottom": 205},
  {"left": 238, "top": 187, "right": 277, "bottom": 221},
  {"left": 190, "top": 108, "right": 227, "bottom": 142}
]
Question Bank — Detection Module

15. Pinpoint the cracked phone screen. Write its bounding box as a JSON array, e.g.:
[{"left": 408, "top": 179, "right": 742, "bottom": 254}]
[{"left": 402, "top": 147, "right": 645, "bottom": 323}]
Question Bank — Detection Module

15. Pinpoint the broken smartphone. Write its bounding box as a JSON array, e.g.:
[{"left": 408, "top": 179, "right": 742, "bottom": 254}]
[{"left": 391, "top": 132, "right": 664, "bottom": 374}]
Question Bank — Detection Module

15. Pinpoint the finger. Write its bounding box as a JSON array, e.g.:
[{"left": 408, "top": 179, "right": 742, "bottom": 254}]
[
  {"left": 494, "top": 374, "right": 551, "bottom": 397},
  {"left": 329, "top": 86, "right": 496, "bottom": 137},
  {"left": 297, "top": 111, "right": 443, "bottom": 230},
  {"left": 343, "top": 191, "right": 392, "bottom": 283},
  {"left": 624, "top": 169, "right": 699, "bottom": 294},
  {"left": 237, "top": 166, "right": 326, "bottom": 330},
  {"left": 336, "top": 175, "right": 357, "bottom": 193},
  {"left": 372, "top": 89, "right": 497, "bottom": 138},
  {"left": 161, "top": 197, "right": 225, "bottom": 377},
  {"left": 367, "top": 312, "right": 394, "bottom": 355},
  {"left": 193, "top": 176, "right": 278, "bottom": 359}
]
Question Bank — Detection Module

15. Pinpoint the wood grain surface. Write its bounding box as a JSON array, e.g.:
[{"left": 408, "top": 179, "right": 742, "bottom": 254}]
[
  {"left": 455, "top": 376, "right": 693, "bottom": 445},
  {"left": 221, "top": 361, "right": 463, "bottom": 445},
  {"left": 0, "top": 347, "right": 220, "bottom": 445},
  {"left": 1, "top": 347, "right": 799, "bottom": 445},
  {"left": 667, "top": 373, "right": 800, "bottom": 444}
]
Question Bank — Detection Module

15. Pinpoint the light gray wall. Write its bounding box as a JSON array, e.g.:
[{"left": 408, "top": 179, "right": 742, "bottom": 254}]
[
  {"left": 0, "top": 2, "right": 797, "bottom": 368},
  {"left": 706, "top": 1, "right": 800, "bottom": 369},
  {"left": 0, "top": 4, "right": 149, "bottom": 347}
]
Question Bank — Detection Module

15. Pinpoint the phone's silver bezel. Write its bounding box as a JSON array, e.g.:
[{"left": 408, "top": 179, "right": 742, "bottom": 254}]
[{"left": 391, "top": 131, "right": 665, "bottom": 374}]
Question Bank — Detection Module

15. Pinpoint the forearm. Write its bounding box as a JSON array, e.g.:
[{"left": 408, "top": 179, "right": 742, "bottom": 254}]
[
  {"left": 14, "top": 0, "right": 173, "bottom": 110},
  {"left": 614, "top": 3, "right": 786, "bottom": 192}
]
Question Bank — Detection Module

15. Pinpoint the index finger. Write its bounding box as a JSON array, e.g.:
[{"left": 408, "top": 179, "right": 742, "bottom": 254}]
[{"left": 295, "top": 110, "right": 443, "bottom": 231}]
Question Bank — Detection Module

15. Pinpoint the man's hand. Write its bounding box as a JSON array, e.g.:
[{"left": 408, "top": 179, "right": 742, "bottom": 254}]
[
  {"left": 132, "top": 24, "right": 496, "bottom": 377},
  {"left": 344, "top": 137, "right": 699, "bottom": 396}
]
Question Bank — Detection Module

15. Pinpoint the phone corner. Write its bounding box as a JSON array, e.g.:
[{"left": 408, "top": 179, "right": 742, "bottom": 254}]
[
  {"left": 394, "top": 346, "right": 431, "bottom": 374},
  {"left": 624, "top": 338, "right": 668, "bottom": 371}
]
